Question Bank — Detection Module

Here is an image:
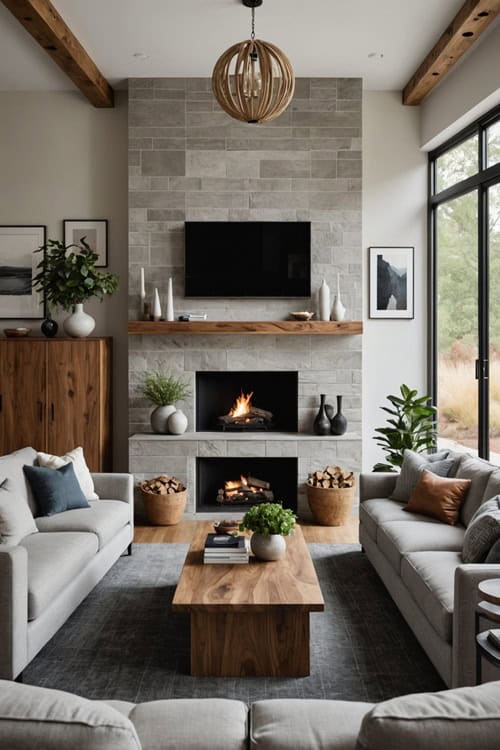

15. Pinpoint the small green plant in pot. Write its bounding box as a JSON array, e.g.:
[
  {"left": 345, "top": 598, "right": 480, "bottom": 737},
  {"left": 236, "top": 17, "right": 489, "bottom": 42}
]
[
  {"left": 239, "top": 502, "right": 296, "bottom": 561},
  {"left": 139, "top": 371, "right": 191, "bottom": 434},
  {"left": 32, "top": 238, "right": 118, "bottom": 338},
  {"left": 373, "top": 384, "right": 437, "bottom": 472}
]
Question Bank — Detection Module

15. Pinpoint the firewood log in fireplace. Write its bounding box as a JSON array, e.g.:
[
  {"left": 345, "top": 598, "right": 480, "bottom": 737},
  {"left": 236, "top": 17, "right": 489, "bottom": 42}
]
[{"left": 216, "top": 489, "right": 275, "bottom": 505}]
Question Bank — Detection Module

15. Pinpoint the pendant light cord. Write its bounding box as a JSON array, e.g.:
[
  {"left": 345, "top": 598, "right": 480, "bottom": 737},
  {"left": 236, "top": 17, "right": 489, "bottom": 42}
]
[{"left": 251, "top": 6, "right": 255, "bottom": 40}]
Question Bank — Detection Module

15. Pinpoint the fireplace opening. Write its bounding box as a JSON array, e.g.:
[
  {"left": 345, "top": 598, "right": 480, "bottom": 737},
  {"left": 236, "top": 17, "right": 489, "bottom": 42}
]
[
  {"left": 196, "top": 457, "right": 297, "bottom": 513},
  {"left": 196, "top": 371, "right": 298, "bottom": 432}
]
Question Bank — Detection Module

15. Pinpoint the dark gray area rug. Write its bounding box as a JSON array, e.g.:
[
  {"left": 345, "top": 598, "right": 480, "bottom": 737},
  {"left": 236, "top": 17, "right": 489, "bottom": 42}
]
[{"left": 25, "top": 543, "right": 444, "bottom": 703}]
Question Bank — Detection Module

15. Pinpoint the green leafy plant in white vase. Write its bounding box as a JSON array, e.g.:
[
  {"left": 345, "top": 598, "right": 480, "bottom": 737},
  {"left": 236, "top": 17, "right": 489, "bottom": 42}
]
[
  {"left": 139, "top": 371, "right": 191, "bottom": 434},
  {"left": 239, "top": 502, "right": 296, "bottom": 561}
]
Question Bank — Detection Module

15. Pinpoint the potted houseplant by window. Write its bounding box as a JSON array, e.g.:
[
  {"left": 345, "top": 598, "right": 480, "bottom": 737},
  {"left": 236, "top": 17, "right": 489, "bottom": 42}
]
[
  {"left": 32, "top": 238, "right": 118, "bottom": 337},
  {"left": 239, "top": 502, "right": 296, "bottom": 561},
  {"left": 139, "top": 370, "right": 191, "bottom": 434}
]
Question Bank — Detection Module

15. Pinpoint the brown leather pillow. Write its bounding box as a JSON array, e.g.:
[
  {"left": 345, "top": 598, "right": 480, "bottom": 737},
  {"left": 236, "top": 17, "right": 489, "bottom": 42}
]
[{"left": 404, "top": 469, "right": 471, "bottom": 526}]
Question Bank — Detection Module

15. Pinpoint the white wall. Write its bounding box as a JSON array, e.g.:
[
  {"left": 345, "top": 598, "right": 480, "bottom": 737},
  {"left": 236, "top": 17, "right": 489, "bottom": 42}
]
[
  {"left": 362, "top": 91, "right": 428, "bottom": 471},
  {"left": 0, "top": 91, "right": 129, "bottom": 470},
  {"left": 421, "top": 23, "right": 500, "bottom": 150}
]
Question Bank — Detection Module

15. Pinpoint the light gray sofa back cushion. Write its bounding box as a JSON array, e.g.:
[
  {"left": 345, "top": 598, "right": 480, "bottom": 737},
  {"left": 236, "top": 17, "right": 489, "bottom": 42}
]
[
  {"left": 0, "top": 479, "right": 38, "bottom": 545},
  {"left": 462, "top": 497, "right": 500, "bottom": 563},
  {"left": 0, "top": 680, "right": 141, "bottom": 749},
  {"left": 390, "top": 450, "right": 453, "bottom": 503},
  {"left": 356, "top": 681, "right": 500, "bottom": 750},
  {"left": 455, "top": 454, "right": 494, "bottom": 526},
  {"left": 0, "top": 447, "right": 37, "bottom": 515}
]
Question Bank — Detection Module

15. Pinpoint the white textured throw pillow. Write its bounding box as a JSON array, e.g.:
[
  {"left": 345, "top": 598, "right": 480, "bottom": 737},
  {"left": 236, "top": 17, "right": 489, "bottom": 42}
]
[
  {"left": 0, "top": 479, "right": 38, "bottom": 545},
  {"left": 36, "top": 447, "right": 98, "bottom": 501}
]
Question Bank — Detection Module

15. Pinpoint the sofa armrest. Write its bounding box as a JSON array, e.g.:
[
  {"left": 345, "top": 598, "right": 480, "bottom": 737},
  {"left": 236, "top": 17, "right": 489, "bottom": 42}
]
[
  {"left": 359, "top": 473, "right": 398, "bottom": 502},
  {"left": 0, "top": 546, "right": 28, "bottom": 680},
  {"left": 92, "top": 473, "right": 134, "bottom": 505},
  {"left": 453, "top": 563, "right": 500, "bottom": 687}
]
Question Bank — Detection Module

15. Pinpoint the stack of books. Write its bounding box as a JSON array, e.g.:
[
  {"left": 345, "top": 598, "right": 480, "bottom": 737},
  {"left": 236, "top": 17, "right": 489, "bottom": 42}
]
[{"left": 203, "top": 533, "right": 249, "bottom": 564}]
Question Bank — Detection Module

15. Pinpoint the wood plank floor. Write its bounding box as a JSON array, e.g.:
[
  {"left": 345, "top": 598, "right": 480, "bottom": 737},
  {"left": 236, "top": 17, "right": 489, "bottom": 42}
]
[{"left": 134, "top": 516, "right": 359, "bottom": 544}]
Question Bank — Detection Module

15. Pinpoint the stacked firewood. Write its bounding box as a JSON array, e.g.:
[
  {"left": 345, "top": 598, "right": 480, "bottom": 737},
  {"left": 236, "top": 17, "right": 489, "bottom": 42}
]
[
  {"left": 139, "top": 475, "right": 186, "bottom": 495},
  {"left": 217, "top": 475, "right": 274, "bottom": 505},
  {"left": 307, "top": 465, "right": 354, "bottom": 489}
]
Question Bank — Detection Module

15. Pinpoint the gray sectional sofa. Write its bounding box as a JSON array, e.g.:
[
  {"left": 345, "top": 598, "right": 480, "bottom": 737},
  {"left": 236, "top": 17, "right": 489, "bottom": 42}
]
[
  {"left": 1, "top": 679, "right": 500, "bottom": 749},
  {"left": 0, "top": 447, "right": 134, "bottom": 681},
  {"left": 359, "top": 452, "right": 500, "bottom": 687}
]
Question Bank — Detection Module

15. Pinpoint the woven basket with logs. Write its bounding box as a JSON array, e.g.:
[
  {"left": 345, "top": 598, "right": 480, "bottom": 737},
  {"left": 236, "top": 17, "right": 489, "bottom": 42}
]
[
  {"left": 139, "top": 475, "right": 187, "bottom": 526},
  {"left": 306, "top": 465, "right": 355, "bottom": 526}
]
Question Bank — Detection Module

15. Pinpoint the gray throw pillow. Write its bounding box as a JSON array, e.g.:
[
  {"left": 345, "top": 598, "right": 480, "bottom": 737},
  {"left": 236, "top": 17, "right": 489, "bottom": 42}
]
[
  {"left": 0, "top": 479, "right": 38, "bottom": 545},
  {"left": 485, "top": 537, "right": 500, "bottom": 563},
  {"left": 390, "top": 450, "right": 453, "bottom": 504},
  {"left": 462, "top": 496, "right": 500, "bottom": 563}
]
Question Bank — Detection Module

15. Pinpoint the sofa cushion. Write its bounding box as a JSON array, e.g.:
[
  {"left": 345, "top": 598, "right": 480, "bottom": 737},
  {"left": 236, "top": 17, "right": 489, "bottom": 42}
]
[
  {"left": 0, "top": 479, "right": 38, "bottom": 545},
  {"left": 455, "top": 454, "right": 494, "bottom": 526},
  {"left": 401, "top": 551, "right": 459, "bottom": 642},
  {"left": 360, "top": 499, "right": 437, "bottom": 541},
  {"left": 356, "top": 681, "right": 500, "bottom": 750},
  {"left": 251, "top": 699, "right": 372, "bottom": 750},
  {"left": 130, "top": 699, "right": 247, "bottom": 750},
  {"left": 37, "top": 447, "right": 99, "bottom": 501},
  {"left": 24, "top": 462, "right": 89, "bottom": 516},
  {"left": 20, "top": 531, "right": 98, "bottom": 620},
  {"left": 390, "top": 450, "right": 452, "bottom": 504},
  {"left": 462, "top": 497, "right": 500, "bottom": 563},
  {"left": 377, "top": 521, "right": 465, "bottom": 574},
  {"left": 404, "top": 470, "right": 471, "bottom": 526},
  {"left": 0, "top": 447, "right": 37, "bottom": 514},
  {"left": 35, "top": 501, "right": 130, "bottom": 550},
  {"left": 0, "top": 680, "right": 141, "bottom": 750}
]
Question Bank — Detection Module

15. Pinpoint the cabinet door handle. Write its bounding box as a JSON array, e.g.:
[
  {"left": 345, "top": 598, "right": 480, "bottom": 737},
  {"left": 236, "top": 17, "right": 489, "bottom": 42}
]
[
  {"left": 0, "top": 393, "right": 2, "bottom": 414},
  {"left": 38, "top": 401, "right": 43, "bottom": 423},
  {"left": 51, "top": 403, "right": 55, "bottom": 421}
]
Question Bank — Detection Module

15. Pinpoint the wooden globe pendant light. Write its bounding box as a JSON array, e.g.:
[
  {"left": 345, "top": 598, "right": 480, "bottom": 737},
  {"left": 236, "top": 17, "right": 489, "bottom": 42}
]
[{"left": 212, "top": 0, "right": 295, "bottom": 124}]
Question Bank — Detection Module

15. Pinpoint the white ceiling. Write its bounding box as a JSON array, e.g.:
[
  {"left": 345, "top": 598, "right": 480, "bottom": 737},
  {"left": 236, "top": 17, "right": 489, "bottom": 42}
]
[{"left": 0, "top": 0, "right": 488, "bottom": 92}]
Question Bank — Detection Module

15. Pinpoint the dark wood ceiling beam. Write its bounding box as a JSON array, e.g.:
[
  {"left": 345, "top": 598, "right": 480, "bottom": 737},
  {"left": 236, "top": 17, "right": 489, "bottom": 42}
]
[
  {"left": 0, "top": 0, "right": 113, "bottom": 107},
  {"left": 403, "top": 0, "right": 500, "bottom": 106}
]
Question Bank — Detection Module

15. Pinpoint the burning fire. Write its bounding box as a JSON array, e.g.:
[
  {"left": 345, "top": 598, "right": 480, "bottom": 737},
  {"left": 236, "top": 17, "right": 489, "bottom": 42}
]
[
  {"left": 224, "top": 475, "right": 258, "bottom": 496},
  {"left": 228, "top": 391, "right": 253, "bottom": 419}
]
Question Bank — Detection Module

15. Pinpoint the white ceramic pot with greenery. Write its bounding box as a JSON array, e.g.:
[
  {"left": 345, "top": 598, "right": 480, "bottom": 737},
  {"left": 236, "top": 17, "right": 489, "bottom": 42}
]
[
  {"left": 239, "top": 503, "right": 297, "bottom": 561},
  {"left": 32, "top": 238, "right": 118, "bottom": 338},
  {"left": 140, "top": 371, "right": 191, "bottom": 434}
]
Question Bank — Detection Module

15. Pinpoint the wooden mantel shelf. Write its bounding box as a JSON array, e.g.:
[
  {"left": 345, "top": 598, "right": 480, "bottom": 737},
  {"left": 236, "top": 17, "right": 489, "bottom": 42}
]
[{"left": 128, "top": 320, "right": 363, "bottom": 335}]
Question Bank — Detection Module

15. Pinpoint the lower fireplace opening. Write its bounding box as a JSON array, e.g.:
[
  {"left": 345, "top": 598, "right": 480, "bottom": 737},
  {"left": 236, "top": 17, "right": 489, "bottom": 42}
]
[{"left": 196, "top": 457, "right": 298, "bottom": 513}]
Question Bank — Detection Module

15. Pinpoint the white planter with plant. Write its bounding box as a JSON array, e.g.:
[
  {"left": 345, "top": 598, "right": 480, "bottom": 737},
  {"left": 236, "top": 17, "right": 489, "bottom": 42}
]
[
  {"left": 239, "top": 503, "right": 296, "bottom": 561},
  {"left": 140, "top": 371, "right": 191, "bottom": 434},
  {"left": 32, "top": 238, "right": 118, "bottom": 338}
]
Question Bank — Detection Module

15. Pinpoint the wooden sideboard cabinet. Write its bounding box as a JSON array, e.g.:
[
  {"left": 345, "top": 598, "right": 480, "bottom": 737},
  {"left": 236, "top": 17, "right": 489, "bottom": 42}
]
[{"left": 0, "top": 337, "right": 112, "bottom": 471}]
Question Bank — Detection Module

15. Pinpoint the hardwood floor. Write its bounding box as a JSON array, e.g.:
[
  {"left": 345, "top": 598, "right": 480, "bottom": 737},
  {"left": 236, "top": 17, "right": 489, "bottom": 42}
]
[{"left": 134, "top": 515, "right": 360, "bottom": 544}]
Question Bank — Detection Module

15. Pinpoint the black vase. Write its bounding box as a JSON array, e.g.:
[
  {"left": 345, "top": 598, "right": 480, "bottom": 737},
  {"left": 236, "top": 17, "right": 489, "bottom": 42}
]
[
  {"left": 41, "top": 317, "right": 58, "bottom": 338},
  {"left": 313, "top": 394, "right": 331, "bottom": 436},
  {"left": 330, "top": 395, "right": 348, "bottom": 436}
]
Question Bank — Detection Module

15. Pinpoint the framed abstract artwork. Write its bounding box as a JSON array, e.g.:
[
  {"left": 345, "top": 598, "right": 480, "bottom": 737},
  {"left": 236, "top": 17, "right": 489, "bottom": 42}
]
[
  {"left": 64, "top": 219, "right": 108, "bottom": 267},
  {"left": 369, "top": 246, "right": 414, "bottom": 319},
  {"left": 0, "top": 225, "right": 46, "bottom": 319}
]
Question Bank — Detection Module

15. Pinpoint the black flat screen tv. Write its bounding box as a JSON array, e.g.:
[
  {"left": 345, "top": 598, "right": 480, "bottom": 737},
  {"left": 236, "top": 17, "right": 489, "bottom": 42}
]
[{"left": 184, "top": 221, "right": 311, "bottom": 297}]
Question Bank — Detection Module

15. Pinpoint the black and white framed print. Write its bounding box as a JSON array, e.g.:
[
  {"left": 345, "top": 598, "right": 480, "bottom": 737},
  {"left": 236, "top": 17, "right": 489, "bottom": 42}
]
[
  {"left": 64, "top": 219, "right": 108, "bottom": 267},
  {"left": 369, "top": 246, "right": 414, "bottom": 319},
  {"left": 0, "top": 225, "right": 46, "bottom": 319}
]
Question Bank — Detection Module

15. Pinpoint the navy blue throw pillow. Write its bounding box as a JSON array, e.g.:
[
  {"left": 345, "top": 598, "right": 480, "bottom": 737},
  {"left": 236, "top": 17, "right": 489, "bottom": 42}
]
[{"left": 23, "top": 462, "right": 89, "bottom": 517}]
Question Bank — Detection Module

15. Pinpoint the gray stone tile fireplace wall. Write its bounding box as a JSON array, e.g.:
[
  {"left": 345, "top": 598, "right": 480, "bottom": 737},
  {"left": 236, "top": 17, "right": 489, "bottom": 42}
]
[{"left": 128, "top": 77, "right": 362, "bottom": 517}]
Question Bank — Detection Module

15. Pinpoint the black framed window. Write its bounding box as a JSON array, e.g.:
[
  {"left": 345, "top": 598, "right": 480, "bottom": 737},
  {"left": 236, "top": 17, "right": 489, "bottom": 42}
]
[{"left": 429, "top": 103, "right": 500, "bottom": 462}]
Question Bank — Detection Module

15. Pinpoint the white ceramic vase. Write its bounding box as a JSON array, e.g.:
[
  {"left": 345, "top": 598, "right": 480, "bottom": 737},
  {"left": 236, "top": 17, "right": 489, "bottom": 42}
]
[
  {"left": 319, "top": 279, "right": 331, "bottom": 321},
  {"left": 150, "top": 404, "right": 176, "bottom": 434},
  {"left": 166, "top": 277, "right": 174, "bottom": 322},
  {"left": 250, "top": 533, "right": 286, "bottom": 561},
  {"left": 63, "top": 304, "right": 95, "bottom": 338},
  {"left": 331, "top": 274, "right": 346, "bottom": 321},
  {"left": 168, "top": 409, "right": 188, "bottom": 435},
  {"left": 153, "top": 288, "right": 162, "bottom": 321}
]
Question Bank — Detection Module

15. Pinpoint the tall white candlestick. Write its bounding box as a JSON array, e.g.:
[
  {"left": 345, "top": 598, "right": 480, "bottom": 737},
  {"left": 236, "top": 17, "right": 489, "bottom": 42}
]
[{"left": 140, "top": 267, "right": 146, "bottom": 300}]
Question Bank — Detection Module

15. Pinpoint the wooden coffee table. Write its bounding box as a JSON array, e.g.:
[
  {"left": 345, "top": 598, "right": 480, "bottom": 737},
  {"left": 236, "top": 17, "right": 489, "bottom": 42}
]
[{"left": 172, "top": 522, "right": 324, "bottom": 677}]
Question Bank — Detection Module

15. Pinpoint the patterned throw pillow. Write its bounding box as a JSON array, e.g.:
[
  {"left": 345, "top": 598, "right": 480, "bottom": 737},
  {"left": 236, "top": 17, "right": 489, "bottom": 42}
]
[
  {"left": 462, "top": 496, "right": 500, "bottom": 563},
  {"left": 390, "top": 450, "right": 454, "bottom": 504}
]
